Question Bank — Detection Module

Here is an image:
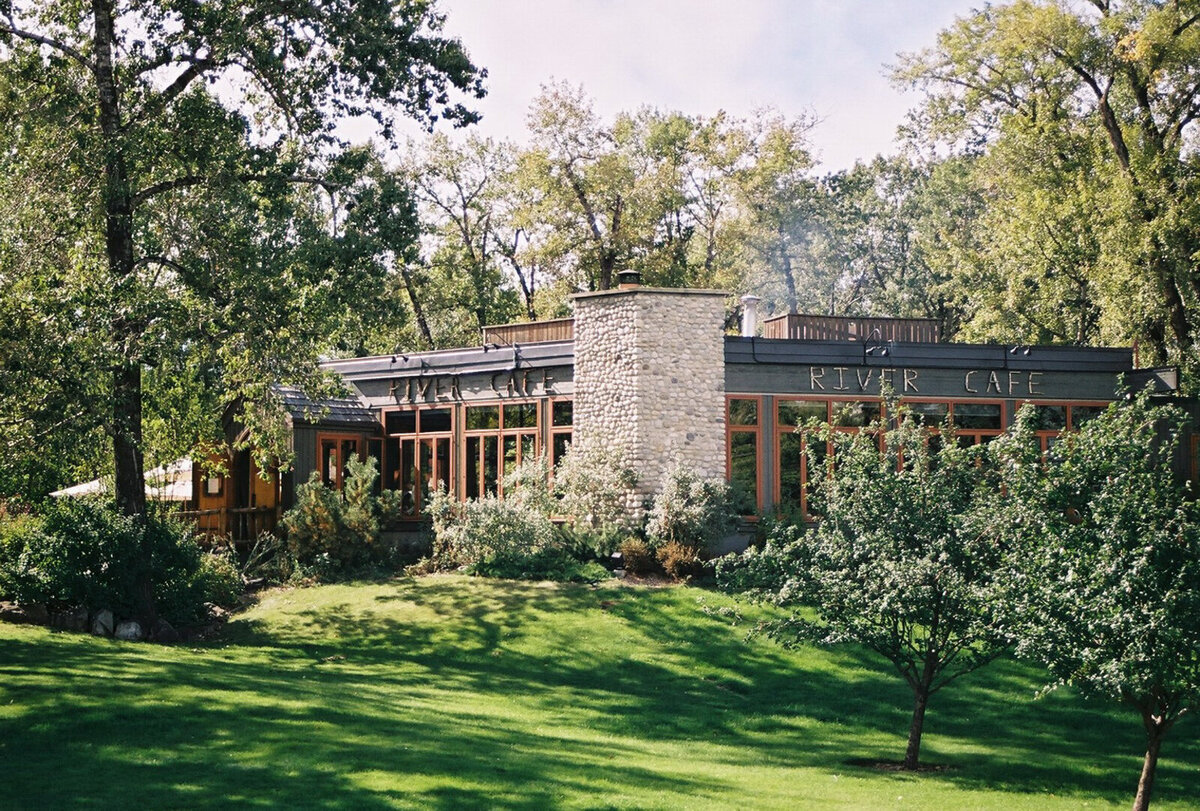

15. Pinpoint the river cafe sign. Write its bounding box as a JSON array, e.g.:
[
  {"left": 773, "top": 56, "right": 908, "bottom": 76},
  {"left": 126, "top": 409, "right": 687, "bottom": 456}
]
[
  {"left": 803, "top": 366, "right": 1046, "bottom": 396},
  {"left": 388, "top": 365, "right": 1053, "bottom": 405},
  {"left": 389, "top": 368, "right": 560, "bottom": 404}
]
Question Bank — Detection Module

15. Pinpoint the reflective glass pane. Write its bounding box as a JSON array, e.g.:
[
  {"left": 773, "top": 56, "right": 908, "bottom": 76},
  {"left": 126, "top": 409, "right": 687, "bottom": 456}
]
[
  {"left": 504, "top": 402, "right": 538, "bottom": 429},
  {"left": 728, "top": 399, "right": 758, "bottom": 426},
  {"left": 553, "top": 433, "right": 571, "bottom": 466},
  {"left": 383, "top": 438, "right": 401, "bottom": 491},
  {"left": 421, "top": 408, "right": 452, "bottom": 433},
  {"left": 778, "top": 432, "right": 804, "bottom": 511},
  {"left": 418, "top": 439, "right": 435, "bottom": 509},
  {"left": 953, "top": 403, "right": 1002, "bottom": 430},
  {"left": 401, "top": 439, "right": 417, "bottom": 515},
  {"left": 466, "top": 436, "right": 481, "bottom": 500},
  {"left": 778, "top": 400, "right": 827, "bottom": 427},
  {"left": 729, "top": 432, "right": 757, "bottom": 506},
  {"left": 907, "top": 402, "right": 948, "bottom": 425},
  {"left": 483, "top": 437, "right": 499, "bottom": 495},
  {"left": 833, "top": 401, "right": 881, "bottom": 427},
  {"left": 467, "top": 405, "right": 500, "bottom": 431},
  {"left": 436, "top": 438, "right": 451, "bottom": 495},
  {"left": 385, "top": 411, "right": 416, "bottom": 434},
  {"left": 552, "top": 401, "right": 573, "bottom": 427}
]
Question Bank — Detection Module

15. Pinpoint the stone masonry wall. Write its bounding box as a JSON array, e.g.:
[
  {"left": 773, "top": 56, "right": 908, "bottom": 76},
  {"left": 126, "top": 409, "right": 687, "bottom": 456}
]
[{"left": 573, "top": 287, "right": 727, "bottom": 514}]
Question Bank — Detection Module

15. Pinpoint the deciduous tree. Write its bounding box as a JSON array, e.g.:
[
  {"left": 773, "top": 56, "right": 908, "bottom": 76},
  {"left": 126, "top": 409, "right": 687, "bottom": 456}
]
[
  {"left": 0, "top": 0, "right": 483, "bottom": 617},
  {"left": 988, "top": 394, "right": 1200, "bottom": 811},
  {"left": 718, "top": 407, "right": 1006, "bottom": 769},
  {"left": 896, "top": 0, "right": 1200, "bottom": 380}
]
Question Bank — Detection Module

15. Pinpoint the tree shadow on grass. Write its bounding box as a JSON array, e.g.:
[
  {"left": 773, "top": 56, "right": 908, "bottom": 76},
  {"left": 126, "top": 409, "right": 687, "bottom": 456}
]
[
  {"left": 2, "top": 577, "right": 1198, "bottom": 808},
  {"left": 232, "top": 578, "right": 1200, "bottom": 804}
]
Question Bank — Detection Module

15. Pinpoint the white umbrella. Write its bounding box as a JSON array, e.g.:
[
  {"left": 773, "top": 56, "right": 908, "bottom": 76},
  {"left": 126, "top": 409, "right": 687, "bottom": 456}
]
[{"left": 51, "top": 458, "right": 194, "bottom": 502}]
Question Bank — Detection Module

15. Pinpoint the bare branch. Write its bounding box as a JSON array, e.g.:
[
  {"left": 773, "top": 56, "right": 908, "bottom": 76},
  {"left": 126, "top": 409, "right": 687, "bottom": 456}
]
[{"left": 0, "top": 20, "right": 92, "bottom": 70}]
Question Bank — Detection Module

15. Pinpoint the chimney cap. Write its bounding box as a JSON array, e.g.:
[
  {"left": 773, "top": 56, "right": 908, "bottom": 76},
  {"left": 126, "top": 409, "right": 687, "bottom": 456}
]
[{"left": 616, "top": 269, "right": 641, "bottom": 289}]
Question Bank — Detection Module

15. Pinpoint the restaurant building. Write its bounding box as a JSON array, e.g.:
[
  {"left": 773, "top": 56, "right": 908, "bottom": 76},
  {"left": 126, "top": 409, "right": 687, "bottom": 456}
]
[{"left": 192, "top": 276, "right": 1180, "bottom": 539}]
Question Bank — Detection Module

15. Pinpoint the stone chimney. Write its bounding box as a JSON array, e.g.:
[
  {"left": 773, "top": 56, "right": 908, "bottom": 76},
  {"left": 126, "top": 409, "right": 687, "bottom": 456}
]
[{"left": 572, "top": 285, "right": 728, "bottom": 515}]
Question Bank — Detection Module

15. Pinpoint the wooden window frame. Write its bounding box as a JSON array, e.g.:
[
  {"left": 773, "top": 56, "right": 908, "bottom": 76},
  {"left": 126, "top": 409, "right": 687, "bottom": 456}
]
[
  {"left": 726, "top": 395, "right": 764, "bottom": 515},
  {"left": 548, "top": 397, "right": 574, "bottom": 470},
  {"left": 378, "top": 405, "right": 455, "bottom": 520},
  {"left": 316, "top": 432, "right": 366, "bottom": 492},
  {"left": 461, "top": 399, "right": 542, "bottom": 499}
]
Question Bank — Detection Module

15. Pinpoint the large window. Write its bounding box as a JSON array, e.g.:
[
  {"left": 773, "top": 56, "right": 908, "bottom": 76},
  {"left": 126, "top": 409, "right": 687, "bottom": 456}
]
[
  {"left": 773, "top": 398, "right": 884, "bottom": 520},
  {"left": 1017, "top": 401, "right": 1108, "bottom": 453},
  {"left": 550, "top": 399, "right": 574, "bottom": 467},
  {"left": 464, "top": 401, "right": 540, "bottom": 498},
  {"left": 727, "top": 397, "right": 762, "bottom": 513},
  {"left": 318, "top": 433, "right": 364, "bottom": 491},
  {"left": 379, "top": 407, "right": 452, "bottom": 519}
]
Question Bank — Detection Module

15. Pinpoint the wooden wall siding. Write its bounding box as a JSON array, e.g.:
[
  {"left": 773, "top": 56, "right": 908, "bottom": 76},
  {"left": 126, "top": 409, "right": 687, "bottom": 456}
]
[
  {"left": 763, "top": 314, "right": 941, "bottom": 343},
  {"left": 483, "top": 318, "right": 575, "bottom": 346}
]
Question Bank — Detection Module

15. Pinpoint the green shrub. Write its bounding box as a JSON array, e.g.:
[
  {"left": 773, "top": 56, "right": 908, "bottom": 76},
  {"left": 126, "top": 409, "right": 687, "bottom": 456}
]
[
  {"left": 282, "top": 456, "right": 395, "bottom": 578},
  {"left": 553, "top": 522, "right": 626, "bottom": 561},
  {"left": 196, "top": 552, "right": 244, "bottom": 608},
  {"left": 0, "top": 498, "right": 236, "bottom": 624},
  {"left": 553, "top": 443, "right": 638, "bottom": 533},
  {"left": 425, "top": 487, "right": 555, "bottom": 572},
  {"left": 472, "top": 546, "right": 610, "bottom": 583},
  {"left": 646, "top": 463, "right": 737, "bottom": 553}
]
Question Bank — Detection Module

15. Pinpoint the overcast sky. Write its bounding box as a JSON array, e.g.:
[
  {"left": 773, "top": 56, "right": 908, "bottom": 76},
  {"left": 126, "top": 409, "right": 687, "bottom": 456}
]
[{"left": 427, "top": 1, "right": 980, "bottom": 171}]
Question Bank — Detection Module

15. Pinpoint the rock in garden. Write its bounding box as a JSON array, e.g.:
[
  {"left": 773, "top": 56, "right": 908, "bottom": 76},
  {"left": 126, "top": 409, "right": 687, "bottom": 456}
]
[
  {"left": 149, "top": 618, "right": 180, "bottom": 644},
  {"left": 0, "top": 601, "right": 49, "bottom": 625},
  {"left": 91, "top": 609, "right": 114, "bottom": 637},
  {"left": 114, "top": 620, "right": 144, "bottom": 641}
]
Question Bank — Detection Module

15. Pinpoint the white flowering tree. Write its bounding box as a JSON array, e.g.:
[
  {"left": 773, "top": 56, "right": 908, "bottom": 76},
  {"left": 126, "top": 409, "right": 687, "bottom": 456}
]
[
  {"left": 989, "top": 394, "right": 1200, "bottom": 811},
  {"left": 719, "top": 408, "right": 1006, "bottom": 770}
]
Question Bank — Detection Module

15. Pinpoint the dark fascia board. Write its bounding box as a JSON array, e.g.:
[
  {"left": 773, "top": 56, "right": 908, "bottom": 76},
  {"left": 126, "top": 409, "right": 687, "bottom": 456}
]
[
  {"left": 724, "top": 337, "right": 1133, "bottom": 373},
  {"left": 1126, "top": 366, "right": 1179, "bottom": 394},
  {"left": 323, "top": 341, "right": 575, "bottom": 382}
]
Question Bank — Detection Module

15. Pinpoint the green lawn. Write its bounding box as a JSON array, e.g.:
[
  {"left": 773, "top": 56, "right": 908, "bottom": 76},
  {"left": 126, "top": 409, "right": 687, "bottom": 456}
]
[{"left": 1, "top": 576, "right": 1196, "bottom": 809}]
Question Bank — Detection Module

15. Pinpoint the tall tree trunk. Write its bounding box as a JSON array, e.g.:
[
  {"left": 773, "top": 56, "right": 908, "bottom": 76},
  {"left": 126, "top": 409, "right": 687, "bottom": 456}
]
[
  {"left": 398, "top": 263, "right": 435, "bottom": 349},
  {"left": 1133, "top": 716, "right": 1167, "bottom": 811},
  {"left": 94, "top": 0, "right": 144, "bottom": 517},
  {"left": 94, "top": 0, "right": 155, "bottom": 625}
]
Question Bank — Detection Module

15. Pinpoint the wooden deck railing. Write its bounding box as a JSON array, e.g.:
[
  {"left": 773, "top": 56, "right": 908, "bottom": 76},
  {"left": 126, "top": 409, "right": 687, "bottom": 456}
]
[
  {"left": 762, "top": 313, "right": 940, "bottom": 343},
  {"left": 482, "top": 317, "right": 575, "bottom": 345},
  {"left": 177, "top": 506, "right": 280, "bottom": 542}
]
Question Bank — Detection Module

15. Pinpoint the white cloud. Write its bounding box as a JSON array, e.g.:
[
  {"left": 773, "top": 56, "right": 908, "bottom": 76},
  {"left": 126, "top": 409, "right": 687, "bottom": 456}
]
[{"left": 423, "top": 0, "right": 978, "bottom": 170}]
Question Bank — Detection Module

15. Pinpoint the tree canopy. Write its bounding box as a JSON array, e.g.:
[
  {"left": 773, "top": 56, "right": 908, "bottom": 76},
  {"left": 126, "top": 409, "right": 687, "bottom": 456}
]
[
  {"left": 718, "top": 406, "right": 1006, "bottom": 770},
  {"left": 989, "top": 394, "right": 1200, "bottom": 811},
  {"left": 896, "top": 0, "right": 1200, "bottom": 378},
  {"left": 0, "top": 0, "right": 484, "bottom": 617}
]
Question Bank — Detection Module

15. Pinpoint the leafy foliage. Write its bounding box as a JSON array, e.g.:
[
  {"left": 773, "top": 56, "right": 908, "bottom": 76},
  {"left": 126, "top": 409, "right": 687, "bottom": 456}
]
[
  {"left": 424, "top": 487, "right": 556, "bottom": 574},
  {"left": 896, "top": 0, "right": 1200, "bottom": 383},
  {"left": 0, "top": 499, "right": 234, "bottom": 624},
  {"left": 281, "top": 456, "right": 401, "bottom": 578},
  {"left": 553, "top": 443, "right": 638, "bottom": 535},
  {"left": 988, "top": 393, "right": 1200, "bottom": 809},
  {"left": 646, "top": 463, "right": 736, "bottom": 553},
  {"left": 718, "top": 407, "right": 1006, "bottom": 768}
]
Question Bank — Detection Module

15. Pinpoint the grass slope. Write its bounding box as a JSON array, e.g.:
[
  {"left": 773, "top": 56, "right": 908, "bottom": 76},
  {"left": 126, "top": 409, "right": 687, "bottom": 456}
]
[{"left": 1, "top": 576, "right": 1197, "bottom": 809}]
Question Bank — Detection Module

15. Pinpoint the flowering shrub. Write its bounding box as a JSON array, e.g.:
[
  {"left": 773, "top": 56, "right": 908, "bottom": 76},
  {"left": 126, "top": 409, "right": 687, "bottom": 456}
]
[{"left": 646, "top": 463, "right": 736, "bottom": 553}]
